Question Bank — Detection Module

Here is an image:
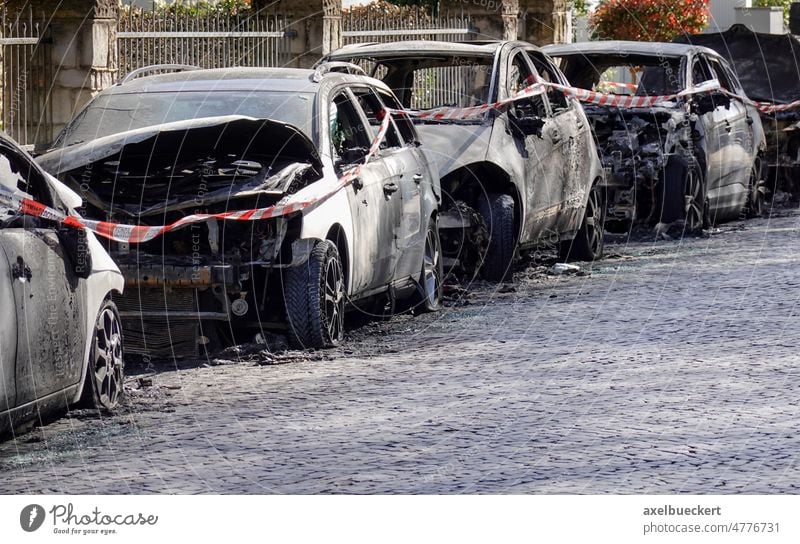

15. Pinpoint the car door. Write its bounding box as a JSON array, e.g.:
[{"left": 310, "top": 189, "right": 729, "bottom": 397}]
[
  {"left": 0, "top": 144, "right": 86, "bottom": 408},
  {"left": 504, "top": 49, "right": 563, "bottom": 242},
  {"left": 351, "top": 86, "right": 419, "bottom": 282},
  {"left": 0, "top": 244, "right": 16, "bottom": 414},
  {"left": 707, "top": 55, "right": 754, "bottom": 213},
  {"left": 530, "top": 51, "right": 590, "bottom": 235},
  {"left": 330, "top": 89, "right": 400, "bottom": 295},
  {"left": 691, "top": 55, "right": 728, "bottom": 202}
]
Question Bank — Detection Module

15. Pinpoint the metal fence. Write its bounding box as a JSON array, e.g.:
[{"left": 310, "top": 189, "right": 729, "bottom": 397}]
[
  {"left": 342, "top": 4, "right": 477, "bottom": 46},
  {"left": 342, "top": 3, "right": 479, "bottom": 111},
  {"left": 117, "top": 6, "right": 294, "bottom": 80},
  {"left": 0, "top": 6, "right": 53, "bottom": 145}
]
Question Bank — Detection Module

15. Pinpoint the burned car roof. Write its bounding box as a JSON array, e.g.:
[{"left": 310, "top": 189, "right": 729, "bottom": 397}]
[
  {"left": 101, "top": 66, "right": 385, "bottom": 95},
  {"left": 327, "top": 40, "right": 530, "bottom": 59},
  {"left": 544, "top": 40, "right": 718, "bottom": 59},
  {"left": 675, "top": 24, "right": 800, "bottom": 104}
]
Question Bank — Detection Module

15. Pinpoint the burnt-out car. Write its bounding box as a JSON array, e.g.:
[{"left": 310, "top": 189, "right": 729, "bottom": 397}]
[
  {"left": 544, "top": 41, "right": 767, "bottom": 232},
  {"left": 322, "top": 41, "right": 606, "bottom": 281},
  {"left": 1, "top": 132, "right": 125, "bottom": 434},
  {"left": 37, "top": 66, "right": 441, "bottom": 357},
  {"left": 676, "top": 25, "right": 800, "bottom": 198}
]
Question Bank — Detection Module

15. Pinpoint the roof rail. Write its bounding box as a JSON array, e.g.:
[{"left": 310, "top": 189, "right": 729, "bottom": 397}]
[
  {"left": 311, "top": 62, "right": 366, "bottom": 82},
  {"left": 119, "top": 64, "right": 201, "bottom": 85}
]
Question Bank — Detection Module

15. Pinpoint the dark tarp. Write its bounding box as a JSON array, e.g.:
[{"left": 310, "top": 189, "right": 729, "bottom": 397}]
[{"left": 676, "top": 24, "right": 800, "bottom": 104}]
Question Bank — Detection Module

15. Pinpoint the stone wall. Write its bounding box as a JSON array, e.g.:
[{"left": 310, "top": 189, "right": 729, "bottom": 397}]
[{"left": 4, "top": 0, "right": 117, "bottom": 140}]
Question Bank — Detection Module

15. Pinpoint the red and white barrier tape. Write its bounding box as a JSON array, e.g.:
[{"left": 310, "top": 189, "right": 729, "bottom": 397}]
[
  {"left": 0, "top": 114, "right": 393, "bottom": 244},
  {"left": 3, "top": 78, "right": 799, "bottom": 244}
]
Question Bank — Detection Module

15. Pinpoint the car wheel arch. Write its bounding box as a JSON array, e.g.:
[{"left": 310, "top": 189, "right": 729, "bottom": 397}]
[
  {"left": 441, "top": 161, "right": 524, "bottom": 241},
  {"left": 326, "top": 224, "right": 350, "bottom": 293}
]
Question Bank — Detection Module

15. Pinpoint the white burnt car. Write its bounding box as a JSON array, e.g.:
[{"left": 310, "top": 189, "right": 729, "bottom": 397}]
[
  {"left": 544, "top": 42, "right": 767, "bottom": 232},
  {"left": 323, "top": 41, "right": 607, "bottom": 281},
  {"left": 37, "top": 66, "right": 441, "bottom": 356},
  {"left": 1, "top": 132, "right": 124, "bottom": 434}
]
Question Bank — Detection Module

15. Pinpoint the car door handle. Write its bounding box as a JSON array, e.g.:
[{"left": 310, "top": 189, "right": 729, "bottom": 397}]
[
  {"left": 724, "top": 122, "right": 732, "bottom": 133},
  {"left": 412, "top": 173, "right": 423, "bottom": 184},
  {"left": 746, "top": 116, "right": 754, "bottom": 126},
  {"left": 383, "top": 182, "right": 399, "bottom": 196},
  {"left": 550, "top": 129, "right": 561, "bottom": 143}
]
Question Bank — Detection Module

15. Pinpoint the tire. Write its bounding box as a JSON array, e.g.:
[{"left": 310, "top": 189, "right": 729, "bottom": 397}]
[
  {"left": 662, "top": 155, "right": 705, "bottom": 232},
  {"left": 560, "top": 182, "right": 605, "bottom": 262},
  {"left": 746, "top": 155, "right": 765, "bottom": 218},
  {"left": 284, "top": 240, "right": 345, "bottom": 349},
  {"left": 78, "top": 300, "right": 124, "bottom": 411},
  {"left": 477, "top": 193, "right": 515, "bottom": 282},
  {"left": 414, "top": 217, "right": 444, "bottom": 312}
]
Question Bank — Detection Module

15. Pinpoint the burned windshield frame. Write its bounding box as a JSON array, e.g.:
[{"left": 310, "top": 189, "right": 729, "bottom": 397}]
[{"left": 54, "top": 90, "right": 317, "bottom": 148}]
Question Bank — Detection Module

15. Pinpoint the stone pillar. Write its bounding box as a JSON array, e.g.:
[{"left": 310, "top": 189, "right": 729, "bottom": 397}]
[
  {"left": 4, "top": 0, "right": 117, "bottom": 140},
  {"left": 323, "top": 0, "right": 342, "bottom": 56},
  {"left": 520, "top": 0, "right": 573, "bottom": 46},
  {"left": 502, "top": 0, "right": 521, "bottom": 41},
  {"left": 254, "top": 0, "right": 339, "bottom": 67}
]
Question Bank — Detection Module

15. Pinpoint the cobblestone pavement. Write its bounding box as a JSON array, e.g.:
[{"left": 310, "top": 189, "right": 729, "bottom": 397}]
[{"left": 1, "top": 210, "right": 800, "bottom": 494}]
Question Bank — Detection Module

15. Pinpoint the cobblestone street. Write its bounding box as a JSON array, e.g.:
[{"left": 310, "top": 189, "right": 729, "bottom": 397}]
[{"left": 1, "top": 210, "right": 799, "bottom": 494}]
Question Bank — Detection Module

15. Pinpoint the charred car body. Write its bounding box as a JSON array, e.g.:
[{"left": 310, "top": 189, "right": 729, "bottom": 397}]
[
  {"left": 1, "top": 132, "right": 125, "bottom": 434},
  {"left": 38, "top": 66, "right": 441, "bottom": 357},
  {"left": 323, "top": 41, "right": 606, "bottom": 281},
  {"left": 544, "top": 41, "right": 766, "bottom": 231},
  {"left": 676, "top": 25, "right": 800, "bottom": 198}
]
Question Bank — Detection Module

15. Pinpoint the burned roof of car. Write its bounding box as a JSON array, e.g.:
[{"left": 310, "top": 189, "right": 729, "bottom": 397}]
[
  {"left": 675, "top": 25, "right": 800, "bottom": 104},
  {"left": 326, "top": 40, "right": 528, "bottom": 59},
  {"left": 543, "top": 40, "right": 717, "bottom": 59},
  {"left": 106, "top": 67, "right": 371, "bottom": 94}
]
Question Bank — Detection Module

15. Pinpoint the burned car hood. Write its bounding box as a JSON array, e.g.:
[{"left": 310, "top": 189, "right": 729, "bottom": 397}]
[
  {"left": 38, "top": 115, "right": 322, "bottom": 176},
  {"left": 676, "top": 25, "right": 800, "bottom": 104},
  {"left": 36, "top": 116, "right": 323, "bottom": 218}
]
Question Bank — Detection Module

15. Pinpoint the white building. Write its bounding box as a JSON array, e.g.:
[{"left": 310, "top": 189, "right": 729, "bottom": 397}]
[{"left": 706, "top": 0, "right": 785, "bottom": 34}]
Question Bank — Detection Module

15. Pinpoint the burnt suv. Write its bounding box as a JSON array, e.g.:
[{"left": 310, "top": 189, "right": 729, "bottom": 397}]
[
  {"left": 323, "top": 41, "right": 607, "bottom": 281},
  {"left": 676, "top": 25, "right": 800, "bottom": 199},
  {"left": 37, "top": 65, "right": 441, "bottom": 357},
  {"left": 544, "top": 41, "right": 767, "bottom": 232}
]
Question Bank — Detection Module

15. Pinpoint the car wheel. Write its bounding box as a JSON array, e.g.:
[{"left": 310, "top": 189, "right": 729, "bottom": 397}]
[
  {"left": 560, "top": 182, "right": 605, "bottom": 261},
  {"left": 284, "top": 240, "right": 345, "bottom": 349},
  {"left": 414, "top": 217, "right": 443, "bottom": 312},
  {"left": 662, "top": 156, "right": 705, "bottom": 232},
  {"left": 477, "top": 193, "right": 515, "bottom": 282},
  {"left": 79, "top": 300, "right": 124, "bottom": 411},
  {"left": 746, "top": 155, "right": 765, "bottom": 218}
]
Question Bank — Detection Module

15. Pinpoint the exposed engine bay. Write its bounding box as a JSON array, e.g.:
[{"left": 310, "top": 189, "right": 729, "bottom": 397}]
[{"left": 38, "top": 117, "right": 322, "bottom": 357}]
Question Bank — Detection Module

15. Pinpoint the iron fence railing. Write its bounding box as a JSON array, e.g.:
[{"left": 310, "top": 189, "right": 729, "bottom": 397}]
[
  {"left": 117, "top": 7, "right": 294, "bottom": 79},
  {"left": 342, "top": 4, "right": 476, "bottom": 46},
  {"left": 0, "top": 6, "right": 53, "bottom": 145}
]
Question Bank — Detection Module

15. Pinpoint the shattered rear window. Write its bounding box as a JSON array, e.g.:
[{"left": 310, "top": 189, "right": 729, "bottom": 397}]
[
  {"left": 554, "top": 54, "right": 684, "bottom": 97},
  {"left": 354, "top": 55, "right": 494, "bottom": 111},
  {"left": 59, "top": 90, "right": 315, "bottom": 147}
]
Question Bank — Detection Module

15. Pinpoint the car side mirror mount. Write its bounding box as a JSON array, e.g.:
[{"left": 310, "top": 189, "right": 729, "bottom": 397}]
[
  {"left": 336, "top": 146, "right": 368, "bottom": 166},
  {"left": 693, "top": 91, "right": 731, "bottom": 115}
]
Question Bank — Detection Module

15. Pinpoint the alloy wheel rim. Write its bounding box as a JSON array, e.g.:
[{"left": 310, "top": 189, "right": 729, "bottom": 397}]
[
  {"left": 94, "top": 308, "right": 123, "bottom": 408},
  {"left": 750, "top": 159, "right": 764, "bottom": 216},
  {"left": 423, "top": 228, "right": 442, "bottom": 306},
  {"left": 323, "top": 257, "right": 344, "bottom": 342},
  {"left": 684, "top": 168, "right": 704, "bottom": 231},
  {"left": 585, "top": 187, "right": 601, "bottom": 254}
]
